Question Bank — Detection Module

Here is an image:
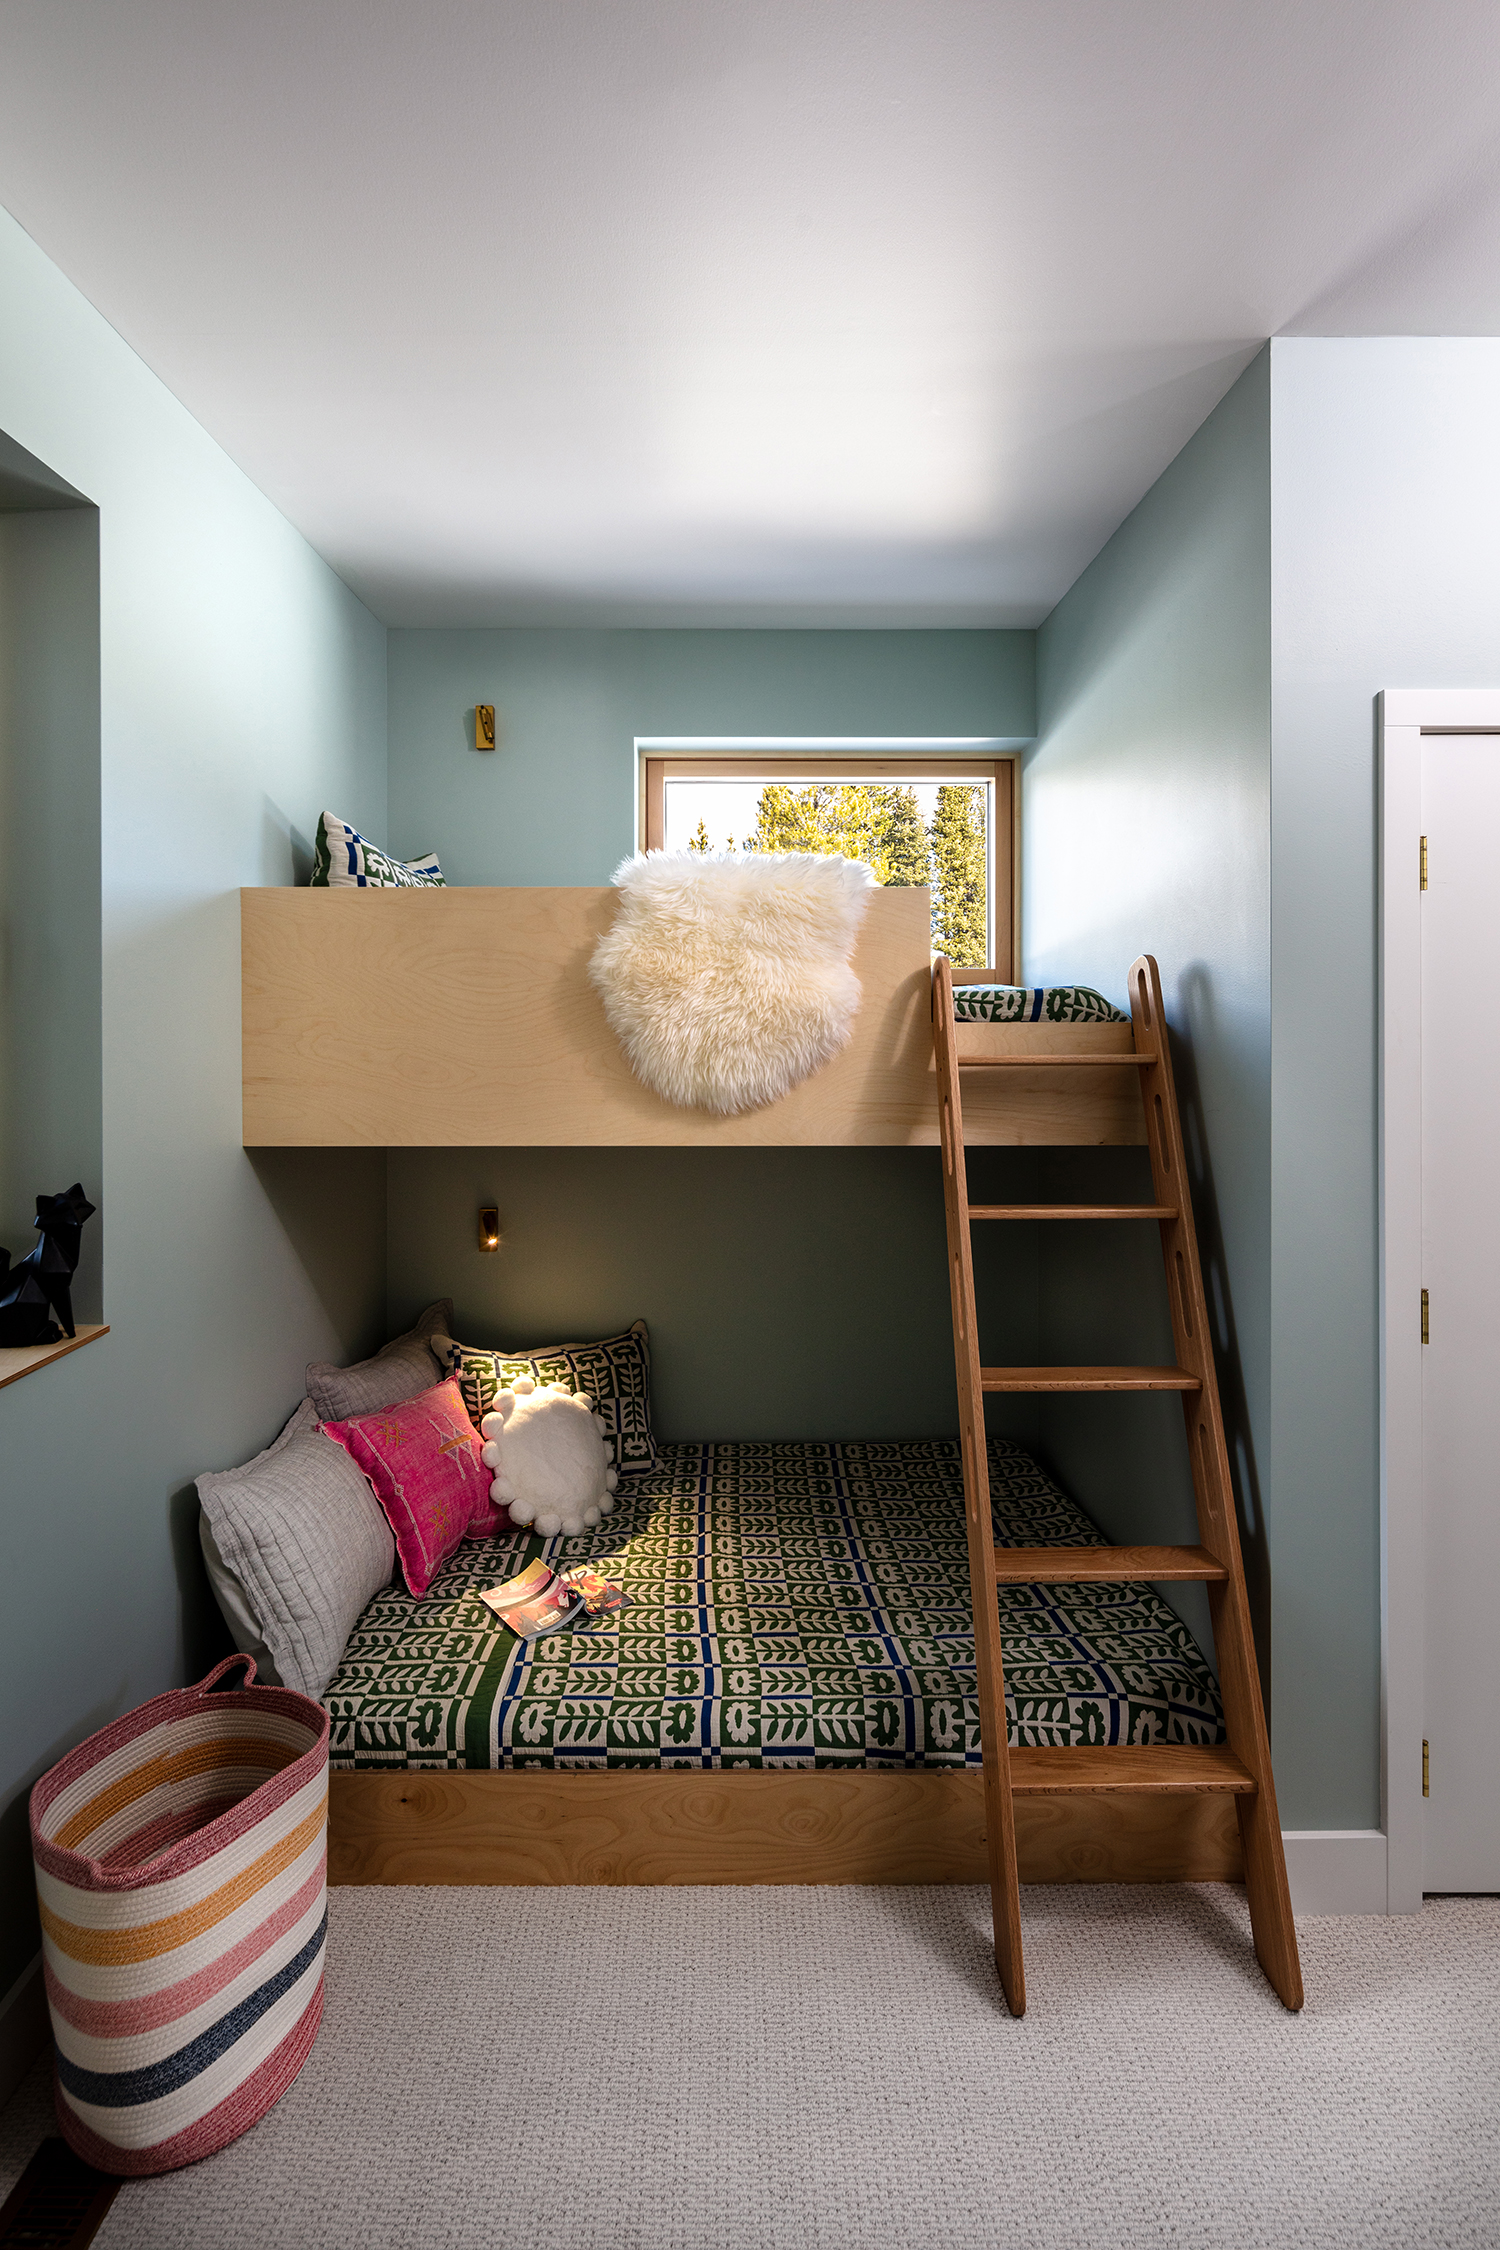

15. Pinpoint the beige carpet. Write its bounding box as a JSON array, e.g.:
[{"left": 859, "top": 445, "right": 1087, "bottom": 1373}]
[{"left": 4, "top": 1885, "right": 1497, "bottom": 2249}]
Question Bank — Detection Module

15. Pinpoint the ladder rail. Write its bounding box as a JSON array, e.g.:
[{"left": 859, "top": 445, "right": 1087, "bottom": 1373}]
[
  {"left": 1126, "top": 954, "right": 1303, "bottom": 2009},
  {"left": 933, "top": 950, "right": 1304, "bottom": 2017},
  {"left": 931, "top": 955, "right": 1026, "bottom": 2016}
]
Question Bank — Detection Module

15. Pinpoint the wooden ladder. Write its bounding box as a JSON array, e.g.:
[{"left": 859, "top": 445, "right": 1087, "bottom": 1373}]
[{"left": 933, "top": 951, "right": 1303, "bottom": 2016}]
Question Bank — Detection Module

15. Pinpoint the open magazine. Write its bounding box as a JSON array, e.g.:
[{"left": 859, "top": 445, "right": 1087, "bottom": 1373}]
[{"left": 477, "top": 1558, "right": 624, "bottom": 1640}]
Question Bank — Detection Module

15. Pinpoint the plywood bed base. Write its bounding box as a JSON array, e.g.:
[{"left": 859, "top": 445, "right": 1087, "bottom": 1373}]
[
  {"left": 327, "top": 1769, "right": 1243, "bottom": 1888},
  {"left": 241, "top": 885, "right": 1146, "bottom": 1148}
]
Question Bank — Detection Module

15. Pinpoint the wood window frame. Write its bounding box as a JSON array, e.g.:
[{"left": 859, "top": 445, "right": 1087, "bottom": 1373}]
[{"left": 640, "top": 752, "right": 1019, "bottom": 982}]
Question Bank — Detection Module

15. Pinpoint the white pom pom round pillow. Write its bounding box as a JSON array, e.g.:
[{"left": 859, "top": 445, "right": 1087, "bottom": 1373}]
[
  {"left": 589, "top": 850, "right": 877, "bottom": 1116},
  {"left": 480, "top": 1378, "right": 618, "bottom": 1538}
]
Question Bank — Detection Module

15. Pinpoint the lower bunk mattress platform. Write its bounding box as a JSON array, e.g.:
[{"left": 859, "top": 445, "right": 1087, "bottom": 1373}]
[
  {"left": 325, "top": 1439, "right": 1224, "bottom": 1773},
  {"left": 324, "top": 1440, "right": 1244, "bottom": 1887}
]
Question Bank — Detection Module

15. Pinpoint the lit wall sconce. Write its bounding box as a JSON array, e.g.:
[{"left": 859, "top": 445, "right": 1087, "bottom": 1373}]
[
  {"left": 478, "top": 1207, "right": 501, "bottom": 1252},
  {"left": 475, "top": 705, "right": 496, "bottom": 751}
]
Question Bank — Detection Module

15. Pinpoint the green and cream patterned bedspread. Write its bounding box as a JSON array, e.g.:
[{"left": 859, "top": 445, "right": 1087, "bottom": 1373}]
[{"left": 325, "top": 1439, "right": 1222, "bottom": 1770}]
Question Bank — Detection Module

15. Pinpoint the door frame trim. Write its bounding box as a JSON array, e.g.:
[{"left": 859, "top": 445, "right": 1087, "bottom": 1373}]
[{"left": 1378, "top": 689, "right": 1500, "bottom": 1909}]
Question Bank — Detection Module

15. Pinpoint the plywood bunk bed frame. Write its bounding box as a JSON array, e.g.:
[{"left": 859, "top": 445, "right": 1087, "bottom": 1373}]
[{"left": 242, "top": 886, "right": 1301, "bottom": 2011}]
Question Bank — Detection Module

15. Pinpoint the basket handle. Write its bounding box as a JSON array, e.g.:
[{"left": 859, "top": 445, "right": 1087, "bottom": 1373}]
[{"left": 196, "top": 1653, "right": 260, "bottom": 1694}]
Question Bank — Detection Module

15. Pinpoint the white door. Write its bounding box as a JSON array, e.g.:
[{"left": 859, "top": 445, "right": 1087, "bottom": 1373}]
[{"left": 1422, "top": 732, "right": 1500, "bottom": 1891}]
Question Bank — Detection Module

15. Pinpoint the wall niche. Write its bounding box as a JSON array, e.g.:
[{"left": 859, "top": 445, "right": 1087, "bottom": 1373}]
[{"left": 0, "top": 429, "right": 102, "bottom": 1326}]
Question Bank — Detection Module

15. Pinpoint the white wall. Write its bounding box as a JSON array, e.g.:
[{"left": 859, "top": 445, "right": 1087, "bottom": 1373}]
[{"left": 1270, "top": 336, "right": 1500, "bottom": 1832}]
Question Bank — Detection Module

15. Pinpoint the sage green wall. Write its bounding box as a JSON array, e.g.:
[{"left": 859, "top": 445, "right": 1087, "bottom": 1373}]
[
  {"left": 1025, "top": 351, "right": 1272, "bottom": 1698},
  {"left": 387, "top": 628, "right": 1033, "bottom": 882},
  {"left": 384, "top": 628, "right": 1038, "bottom": 1436},
  {"left": 0, "top": 206, "right": 389, "bottom": 2006},
  {"left": 387, "top": 1143, "right": 1045, "bottom": 1443}
]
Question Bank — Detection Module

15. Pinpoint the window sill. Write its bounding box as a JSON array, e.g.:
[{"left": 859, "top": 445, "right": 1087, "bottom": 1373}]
[{"left": 0, "top": 1323, "right": 109, "bottom": 1392}]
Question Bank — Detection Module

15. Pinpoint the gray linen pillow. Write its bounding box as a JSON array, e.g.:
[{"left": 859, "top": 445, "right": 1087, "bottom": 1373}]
[
  {"left": 197, "top": 1399, "right": 395, "bottom": 1699},
  {"left": 304, "top": 1298, "right": 453, "bottom": 1422}
]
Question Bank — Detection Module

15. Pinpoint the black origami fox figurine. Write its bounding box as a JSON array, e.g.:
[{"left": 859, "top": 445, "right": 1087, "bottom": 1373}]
[{"left": 0, "top": 1183, "right": 96, "bottom": 1346}]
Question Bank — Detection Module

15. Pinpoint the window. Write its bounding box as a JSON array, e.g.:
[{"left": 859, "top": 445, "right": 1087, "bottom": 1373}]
[{"left": 640, "top": 751, "right": 1017, "bottom": 978}]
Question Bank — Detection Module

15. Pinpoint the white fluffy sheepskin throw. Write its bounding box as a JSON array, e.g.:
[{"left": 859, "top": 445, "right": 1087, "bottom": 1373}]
[
  {"left": 589, "top": 851, "right": 877, "bottom": 1115},
  {"left": 480, "top": 1379, "right": 619, "bottom": 1539}
]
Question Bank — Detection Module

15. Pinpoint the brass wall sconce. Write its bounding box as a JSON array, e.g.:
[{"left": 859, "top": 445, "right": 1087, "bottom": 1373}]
[
  {"left": 475, "top": 705, "right": 496, "bottom": 751},
  {"left": 478, "top": 1207, "right": 501, "bottom": 1252}
]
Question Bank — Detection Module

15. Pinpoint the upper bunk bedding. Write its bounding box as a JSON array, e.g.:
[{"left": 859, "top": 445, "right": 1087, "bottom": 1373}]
[
  {"left": 324, "top": 1437, "right": 1222, "bottom": 1772},
  {"left": 952, "top": 985, "right": 1127, "bottom": 1025}
]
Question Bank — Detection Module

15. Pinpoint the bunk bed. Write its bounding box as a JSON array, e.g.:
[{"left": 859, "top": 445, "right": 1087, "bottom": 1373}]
[
  {"left": 238, "top": 888, "right": 1279, "bottom": 1952},
  {"left": 240, "top": 886, "right": 1145, "bottom": 1147},
  {"left": 320, "top": 1434, "right": 1235, "bottom": 1888}
]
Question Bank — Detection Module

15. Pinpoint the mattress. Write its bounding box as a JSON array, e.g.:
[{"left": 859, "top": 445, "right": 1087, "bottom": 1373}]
[
  {"left": 952, "top": 984, "right": 1127, "bottom": 1024},
  {"left": 324, "top": 1440, "right": 1222, "bottom": 1771}
]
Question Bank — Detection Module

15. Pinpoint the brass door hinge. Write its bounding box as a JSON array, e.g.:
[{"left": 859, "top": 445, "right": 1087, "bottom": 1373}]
[
  {"left": 1423, "top": 1738, "right": 1430, "bottom": 1797},
  {"left": 1421, "top": 1288, "right": 1429, "bottom": 1344},
  {"left": 1420, "top": 835, "right": 1428, "bottom": 890}
]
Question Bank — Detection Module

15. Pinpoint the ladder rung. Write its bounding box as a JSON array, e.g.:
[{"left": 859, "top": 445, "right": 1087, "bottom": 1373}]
[
  {"left": 1008, "top": 1745, "right": 1255, "bottom": 1796},
  {"left": 994, "top": 1543, "right": 1227, "bottom": 1584},
  {"left": 969, "top": 1204, "right": 1178, "bottom": 1222},
  {"left": 979, "top": 1365, "right": 1201, "bottom": 1393},
  {"left": 957, "top": 1053, "right": 1153, "bottom": 1068}
]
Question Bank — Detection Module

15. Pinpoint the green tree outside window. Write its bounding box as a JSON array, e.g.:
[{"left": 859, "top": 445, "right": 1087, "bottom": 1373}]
[
  {"left": 741, "top": 779, "right": 988, "bottom": 966},
  {"left": 928, "top": 784, "right": 987, "bottom": 967}
]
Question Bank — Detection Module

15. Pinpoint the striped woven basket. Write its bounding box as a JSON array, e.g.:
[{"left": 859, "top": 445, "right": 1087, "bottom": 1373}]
[{"left": 30, "top": 1655, "right": 329, "bottom": 2176}]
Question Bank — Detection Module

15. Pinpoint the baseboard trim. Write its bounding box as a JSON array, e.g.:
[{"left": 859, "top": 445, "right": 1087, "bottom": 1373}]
[
  {"left": 0, "top": 1954, "right": 47, "bottom": 2109},
  {"left": 1282, "top": 1829, "right": 1390, "bottom": 1915}
]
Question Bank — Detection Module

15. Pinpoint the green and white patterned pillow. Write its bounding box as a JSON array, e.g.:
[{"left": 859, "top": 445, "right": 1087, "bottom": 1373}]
[
  {"left": 952, "top": 983, "right": 1126, "bottom": 1025},
  {"left": 311, "top": 809, "right": 445, "bottom": 889},
  {"left": 431, "top": 1319, "right": 656, "bottom": 1477}
]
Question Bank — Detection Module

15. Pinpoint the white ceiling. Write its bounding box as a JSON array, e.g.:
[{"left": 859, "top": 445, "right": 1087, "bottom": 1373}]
[{"left": 3, "top": 1, "right": 1500, "bottom": 627}]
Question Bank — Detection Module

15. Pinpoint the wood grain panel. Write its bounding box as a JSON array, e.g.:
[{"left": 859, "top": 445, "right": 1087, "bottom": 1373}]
[
  {"left": 0, "top": 1323, "right": 108, "bottom": 1391},
  {"left": 992, "top": 1544, "right": 1228, "bottom": 1584},
  {"left": 980, "top": 1365, "right": 1200, "bottom": 1392},
  {"left": 1014, "top": 1788, "right": 1242, "bottom": 1884},
  {"left": 240, "top": 888, "right": 1146, "bottom": 1148},
  {"left": 951, "top": 1020, "right": 1145, "bottom": 1144},
  {"left": 952, "top": 1024, "right": 1136, "bottom": 1057},
  {"left": 1008, "top": 1746, "right": 1254, "bottom": 1794},
  {"left": 326, "top": 1769, "right": 1243, "bottom": 1887},
  {"left": 969, "top": 1205, "right": 1175, "bottom": 1221}
]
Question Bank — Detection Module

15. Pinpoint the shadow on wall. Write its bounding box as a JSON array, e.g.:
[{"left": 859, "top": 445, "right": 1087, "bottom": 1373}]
[
  {"left": 385, "top": 1145, "right": 1021, "bottom": 1445},
  {"left": 0, "top": 1691, "right": 130, "bottom": 2000},
  {"left": 168, "top": 1479, "right": 234, "bottom": 1687},
  {"left": 1169, "top": 981, "right": 1271, "bottom": 1719},
  {"left": 260, "top": 795, "right": 315, "bottom": 887},
  {"left": 1025, "top": 969, "right": 1267, "bottom": 1691},
  {"left": 1031, "top": 1143, "right": 1211, "bottom": 1656},
  {"left": 248, "top": 1148, "right": 388, "bottom": 1362}
]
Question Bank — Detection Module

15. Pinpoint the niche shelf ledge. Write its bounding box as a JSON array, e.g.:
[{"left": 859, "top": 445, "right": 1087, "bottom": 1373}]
[{"left": 0, "top": 1323, "right": 109, "bottom": 1392}]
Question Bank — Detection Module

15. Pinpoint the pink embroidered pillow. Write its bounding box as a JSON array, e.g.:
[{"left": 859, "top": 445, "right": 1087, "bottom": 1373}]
[{"left": 321, "top": 1377, "right": 508, "bottom": 1597}]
